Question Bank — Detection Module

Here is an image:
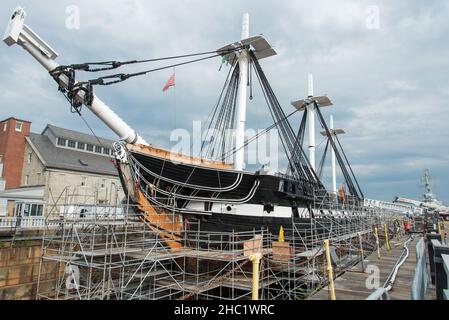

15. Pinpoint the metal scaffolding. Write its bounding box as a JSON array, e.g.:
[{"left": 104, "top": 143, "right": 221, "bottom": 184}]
[{"left": 36, "top": 189, "right": 403, "bottom": 300}]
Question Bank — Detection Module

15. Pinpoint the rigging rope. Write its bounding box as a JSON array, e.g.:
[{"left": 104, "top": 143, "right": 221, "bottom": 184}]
[
  {"left": 315, "top": 105, "right": 364, "bottom": 199},
  {"left": 317, "top": 139, "right": 330, "bottom": 180},
  {"left": 63, "top": 47, "right": 243, "bottom": 72},
  {"left": 250, "top": 51, "right": 324, "bottom": 193},
  {"left": 221, "top": 108, "right": 300, "bottom": 161},
  {"left": 85, "top": 53, "right": 228, "bottom": 86}
]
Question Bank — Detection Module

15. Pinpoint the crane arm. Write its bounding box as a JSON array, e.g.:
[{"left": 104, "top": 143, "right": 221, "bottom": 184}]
[{"left": 3, "top": 7, "right": 148, "bottom": 146}]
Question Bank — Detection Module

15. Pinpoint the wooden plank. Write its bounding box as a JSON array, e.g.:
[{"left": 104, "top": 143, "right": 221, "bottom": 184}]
[{"left": 272, "top": 242, "right": 292, "bottom": 261}]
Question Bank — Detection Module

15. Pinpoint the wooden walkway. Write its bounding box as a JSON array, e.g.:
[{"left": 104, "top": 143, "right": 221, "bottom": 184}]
[{"left": 309, "top": 235, "right": 421, "bottom": 300}]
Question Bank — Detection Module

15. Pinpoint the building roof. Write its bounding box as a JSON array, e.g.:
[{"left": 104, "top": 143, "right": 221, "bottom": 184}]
[
  {"left": 43, "top": 124, "right": 115, "bottom": 147},
  {"left": 28, "top": 133, "right": 118, "bottom": 176},
  {"left": 1, "top": 117, "right": 32, "bottom": 124},
  {"left": 0, "top": 185, "right": 44, "bottom": 201}
]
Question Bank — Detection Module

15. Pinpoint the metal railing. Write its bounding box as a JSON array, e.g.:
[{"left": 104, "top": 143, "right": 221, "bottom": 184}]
[
  {"left": 428, "top": 236, "right": 449, "bottom": 300},
  {"left": 411, "top": 237, "right": 427, "bottom": 300},
  {"left": 442, "top": 254, "right": 449, "bottom": 300},
  {"left": 0, "top": 216, "right": 60, "bottom": 229}
]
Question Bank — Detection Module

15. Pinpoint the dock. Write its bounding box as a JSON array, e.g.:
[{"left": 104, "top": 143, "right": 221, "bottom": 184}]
[
  {"left": 309, "top": 220, "right": 449, "bottom": 300},
  {"left": 309, "top": 235, "right": 421, "bottom": 300}
]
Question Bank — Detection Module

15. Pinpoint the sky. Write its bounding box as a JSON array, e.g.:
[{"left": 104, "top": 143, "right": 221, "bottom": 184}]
[{"left": 1, "top": 0, "right": 448, "bottom": 203}]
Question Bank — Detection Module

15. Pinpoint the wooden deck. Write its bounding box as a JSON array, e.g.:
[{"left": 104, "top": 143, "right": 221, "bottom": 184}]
[{"left": 309, "top": 235, "right": 422, "bottom": 300}]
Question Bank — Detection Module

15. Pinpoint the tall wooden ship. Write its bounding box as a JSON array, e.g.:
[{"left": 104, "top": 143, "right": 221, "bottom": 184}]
[{"left": 4, "top": 8, "right": 364, "bottom": 247}]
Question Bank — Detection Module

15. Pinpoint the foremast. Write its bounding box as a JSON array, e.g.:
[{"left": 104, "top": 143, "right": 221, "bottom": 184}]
[{"left": 234, "top": 13, "right": 250, "bottom": 171}]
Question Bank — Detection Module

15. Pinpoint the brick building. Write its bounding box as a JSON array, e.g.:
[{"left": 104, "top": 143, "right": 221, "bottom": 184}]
[{"left": 0, "top": 118, "right": 31, "bottom": 189}]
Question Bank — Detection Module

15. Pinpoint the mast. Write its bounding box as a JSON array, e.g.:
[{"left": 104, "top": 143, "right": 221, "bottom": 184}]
[
  {"left": 330, "top": 115, "right": 337, "bottom": 194},
  {"left": 320, "top": 116, "right": 345, "bottom": 196},
  {"left": 234, "top": 13, "right": 250, "bottom": 171},
  {"left": 292, "top": 75, "right": 333, "bottom": 174},
  {"left": 307, "top": 74, "right": 316, "bottom": 171},
  {"left": 329, "top": 116, "right": 345, "bottom": 194},
  {"left": 3, "top": 7, "right": 148, "bottom": 146},
  {"left": 421, "top": 169, "right": 435, "bottom": 203}
]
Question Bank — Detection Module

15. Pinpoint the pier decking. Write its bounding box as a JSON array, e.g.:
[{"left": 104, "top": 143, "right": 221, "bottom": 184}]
[{"left": 309, "top": 235, "right": 426, "bottom": 300}]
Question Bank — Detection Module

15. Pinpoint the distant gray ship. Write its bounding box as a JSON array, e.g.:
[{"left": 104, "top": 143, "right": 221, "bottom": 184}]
[{"left": 394, "top": 169, "right": 448, "bottom": 214}]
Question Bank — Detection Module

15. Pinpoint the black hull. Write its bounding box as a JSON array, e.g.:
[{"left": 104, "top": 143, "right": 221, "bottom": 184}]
[
  {"left": 117, "top": 147, "right": 364, "bottom": 242},
  {"left": 185, "top": 212, "right": 358, "bottom": 240},
  {"left": 129, "top": 149, "right": 315, "bottom": 211}
]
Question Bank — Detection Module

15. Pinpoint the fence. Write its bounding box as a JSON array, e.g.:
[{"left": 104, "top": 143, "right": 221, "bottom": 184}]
[
  {"left": 427, "top": 236, "right": 449, "bottom": 300},
  {"left": 411, "top": 237, "right": 427, "bottom": 300},
  {"left": 0, "top": 217, "right": 59, "bottom": 229}
]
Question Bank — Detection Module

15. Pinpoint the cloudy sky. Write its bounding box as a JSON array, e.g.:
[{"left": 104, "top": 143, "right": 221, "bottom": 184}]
[{"left": 1, "top": 0, "right": 448, "bottom": 203}]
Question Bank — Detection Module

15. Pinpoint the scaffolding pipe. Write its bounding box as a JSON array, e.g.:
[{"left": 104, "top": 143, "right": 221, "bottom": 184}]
[
  {"left": 384, "top": 224, "right": 391, "bottom": 252},
  {"left": 358, "top": 232, "right": 365, "bottom": 272},
  {"left": 374, "top": 227, "right": 381, "bottom": 259},
  {"left": 324, "top": 239, "right": 336, "bottom": 300},
  {"left": 249, "top": 253, "right": 262, "bottom": 300}
]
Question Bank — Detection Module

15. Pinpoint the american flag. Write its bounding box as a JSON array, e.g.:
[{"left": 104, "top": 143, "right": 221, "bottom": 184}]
[{"left": 162, "top": 73, "right": 176, "bottom": 92}]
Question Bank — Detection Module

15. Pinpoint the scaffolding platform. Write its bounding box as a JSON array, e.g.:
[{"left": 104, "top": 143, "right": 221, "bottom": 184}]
[{"left": 36, "top": 188, "right": 404, "bottom": 300}]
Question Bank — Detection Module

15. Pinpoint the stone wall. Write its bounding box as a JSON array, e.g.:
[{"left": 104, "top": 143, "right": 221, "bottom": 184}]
[
  {"left": 21, "top": 141, "right": 46, "bottom": 187},
  {"left": 43, "top": 169, "right": 124, "bottom": 218},
  {"left": 0, "top": 232, "right": 59, "bottom": 300}
]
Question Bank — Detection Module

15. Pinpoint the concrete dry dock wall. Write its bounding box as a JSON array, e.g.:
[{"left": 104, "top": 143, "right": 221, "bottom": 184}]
[{"left": 0, "top": 233, "right": 59, "bottom": 300}]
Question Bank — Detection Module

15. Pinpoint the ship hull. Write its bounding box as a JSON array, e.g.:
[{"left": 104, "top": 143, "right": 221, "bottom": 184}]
[{"left": 115, "top": 143, "right": 349, "bottom": 242}]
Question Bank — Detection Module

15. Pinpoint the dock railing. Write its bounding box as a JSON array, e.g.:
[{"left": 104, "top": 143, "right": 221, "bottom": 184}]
[
  {"left": 411, "top": 237, "right": 427, "bottom": 300},
  {"left": 427, "top": 233, "right": 449, "bottom": 300}
]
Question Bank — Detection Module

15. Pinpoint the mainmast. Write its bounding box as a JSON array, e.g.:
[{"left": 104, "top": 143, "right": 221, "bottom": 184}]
[
  {"left": 3, "top": 7, "right": 148, "bottom": 146},
  {"left": 292, "top": 75, "right": 333, "bottom": 172},
  {"left": 234, "top": 13, "right": 250, "bottom": 171}
]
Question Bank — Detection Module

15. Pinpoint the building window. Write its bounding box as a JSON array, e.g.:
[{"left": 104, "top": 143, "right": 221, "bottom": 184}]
[
  {"left": 100, "top": 179, "right": 106, "bottom": 188},
  {"left": 86, "top": 144, "right": 94, "bottom": 152},
  {"left": 15, "top": 121, "right": 23, "bottom": 132},
  {"left": 57, "top": 137, "right": 67, "bottom": 146},
  {"left": 103, "top": 148, "right": 110, "bottom": 155},
  {"left": 30, "top": 204, "right": 43, "bottom": 217},
  {"left": 37, "top": 172, "right": 41, "bottom": 183},
  {"left": 24, "top": 175, "right": 29, "bottom": 186},
  {"left": 95, "top": 146, "right": 102, "bottom": 154},
  {"left": 77, "top": 142, "right": 85, "bottom": 150},
  {"left": 68, "top": 140, "right": 76, "bottom": 148},
  {"left": 3, "top": 122, "right": 6, "bottom": 132},
  {"left": 14, "top": 203, "right": 23, "bottom": 217},
  {"left": 81, "top": 177, "right": 87, "bottom": 187},
  {"left": 27, "top": 153, "right": 32, "bottom": 164},
  {"left": 23, "top": 204, "right": 30, "bottom": 216},
  {"left": 19, "top": 203, "right": 43, "bottom": 217}
]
